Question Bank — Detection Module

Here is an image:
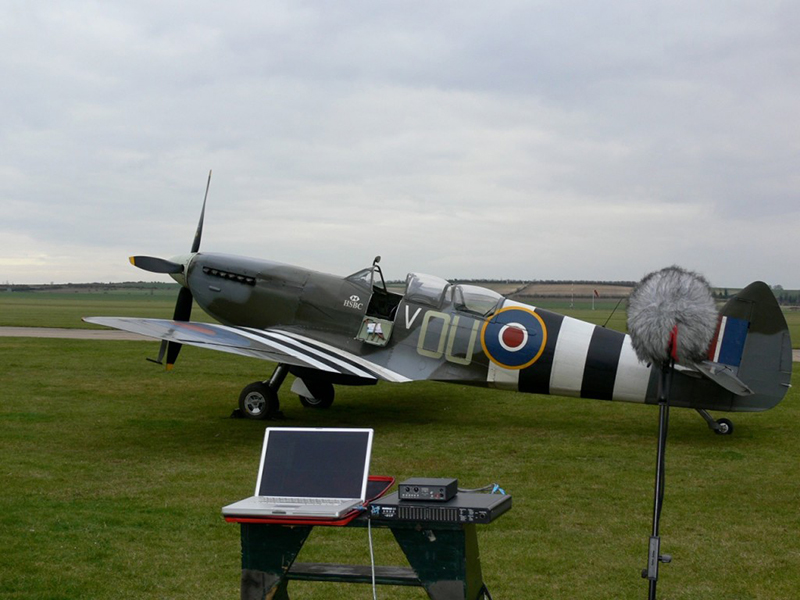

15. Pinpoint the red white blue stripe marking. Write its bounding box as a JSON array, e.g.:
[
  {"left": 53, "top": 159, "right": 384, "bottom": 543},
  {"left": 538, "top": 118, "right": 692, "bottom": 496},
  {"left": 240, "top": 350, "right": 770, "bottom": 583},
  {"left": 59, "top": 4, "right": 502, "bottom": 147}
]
[{"left": 708, "top": 316, "right": 749, "bottom": 367}]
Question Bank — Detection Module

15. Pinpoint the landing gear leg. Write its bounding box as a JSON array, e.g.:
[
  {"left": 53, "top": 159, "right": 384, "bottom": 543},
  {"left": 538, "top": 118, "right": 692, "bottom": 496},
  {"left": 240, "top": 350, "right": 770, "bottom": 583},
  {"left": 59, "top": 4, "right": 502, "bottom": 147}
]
[
  {"left": 696, "top": 409, "right": 734, "bottom": 435},
  {"left": 236, "top": 364, "right": 289, "bottom": 420}
]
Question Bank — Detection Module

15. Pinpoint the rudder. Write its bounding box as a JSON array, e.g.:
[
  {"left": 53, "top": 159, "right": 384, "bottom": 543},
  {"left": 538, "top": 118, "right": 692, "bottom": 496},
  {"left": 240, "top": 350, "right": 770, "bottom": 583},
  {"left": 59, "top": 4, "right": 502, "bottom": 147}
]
[{"left": 715, "top": 282, "right": 792, "bottom": 411}]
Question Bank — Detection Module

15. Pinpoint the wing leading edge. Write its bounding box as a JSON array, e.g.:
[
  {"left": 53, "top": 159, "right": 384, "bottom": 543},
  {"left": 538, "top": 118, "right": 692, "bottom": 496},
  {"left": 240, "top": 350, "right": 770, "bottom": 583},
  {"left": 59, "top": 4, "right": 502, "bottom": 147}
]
[{"left": 82, "top": 317, "right": 410, "bottom": 383}]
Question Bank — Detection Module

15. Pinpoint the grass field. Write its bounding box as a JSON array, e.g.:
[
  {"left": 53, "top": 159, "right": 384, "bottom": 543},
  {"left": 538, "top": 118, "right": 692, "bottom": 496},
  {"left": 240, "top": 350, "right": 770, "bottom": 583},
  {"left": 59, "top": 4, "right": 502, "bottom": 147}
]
[
  {"left": 0, "top": 291, "right": 182, "bottom": 329},
  {"left": 1, "top": 292, "right": 799, "bottom": 599}
]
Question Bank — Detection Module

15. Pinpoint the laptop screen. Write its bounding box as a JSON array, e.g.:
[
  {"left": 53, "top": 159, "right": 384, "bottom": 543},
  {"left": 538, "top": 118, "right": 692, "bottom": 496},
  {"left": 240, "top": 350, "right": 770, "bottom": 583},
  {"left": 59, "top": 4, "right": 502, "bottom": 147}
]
[{"left": 256, "top": 428, "right": 372, "bottom": 499}]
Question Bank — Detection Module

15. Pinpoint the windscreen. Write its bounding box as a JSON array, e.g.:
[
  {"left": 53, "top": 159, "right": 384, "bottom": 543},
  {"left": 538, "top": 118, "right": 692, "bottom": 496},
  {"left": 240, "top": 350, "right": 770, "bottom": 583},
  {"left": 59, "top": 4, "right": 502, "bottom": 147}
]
[{"left": 257, "top": 429, "right": 371, "bottom": 498}]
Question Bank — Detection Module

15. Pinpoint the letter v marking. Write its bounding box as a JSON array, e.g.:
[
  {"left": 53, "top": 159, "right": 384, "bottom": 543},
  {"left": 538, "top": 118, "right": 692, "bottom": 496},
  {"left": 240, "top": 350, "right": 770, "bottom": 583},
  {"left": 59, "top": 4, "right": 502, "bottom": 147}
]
[{"left": 405, "top": 306, "right": 422, "bottom": 329}]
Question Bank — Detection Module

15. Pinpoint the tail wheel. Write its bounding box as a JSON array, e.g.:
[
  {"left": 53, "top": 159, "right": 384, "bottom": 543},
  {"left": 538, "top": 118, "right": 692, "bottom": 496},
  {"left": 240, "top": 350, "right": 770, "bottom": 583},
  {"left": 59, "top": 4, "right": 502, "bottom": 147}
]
[
  {"left": 714, "top": 418, "right": 734, "bottom": 436},
  {"left": 239, "top": 382, "right": 279, "bottom": 420}
]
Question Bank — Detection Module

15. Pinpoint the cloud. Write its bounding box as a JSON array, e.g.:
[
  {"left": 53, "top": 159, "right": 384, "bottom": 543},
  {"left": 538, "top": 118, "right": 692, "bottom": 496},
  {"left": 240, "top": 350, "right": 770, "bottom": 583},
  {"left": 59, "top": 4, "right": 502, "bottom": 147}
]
[{"left": 1, "top": 0, "right": 798, "bottom": 287}]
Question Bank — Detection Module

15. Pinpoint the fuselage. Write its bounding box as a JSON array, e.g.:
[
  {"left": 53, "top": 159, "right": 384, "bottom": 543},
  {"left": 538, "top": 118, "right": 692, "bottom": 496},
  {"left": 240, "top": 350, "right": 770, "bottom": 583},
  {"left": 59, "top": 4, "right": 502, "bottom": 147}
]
[
  {"left": 173, "top": 252, "right": 788, "bottom": 413},
  {"left": 178, "top": 253, "right": 664, "bottom": 403}
]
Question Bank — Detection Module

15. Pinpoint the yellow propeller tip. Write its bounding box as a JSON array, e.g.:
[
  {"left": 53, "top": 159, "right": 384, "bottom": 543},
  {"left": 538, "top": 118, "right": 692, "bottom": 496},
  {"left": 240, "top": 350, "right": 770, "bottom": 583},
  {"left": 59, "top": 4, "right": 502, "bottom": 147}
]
[
  {"left": 166, "top": 363, "right": 175, "bottom": 371},
  {"left": 129, "top": 256, "right": 136, "bottom": 266}
]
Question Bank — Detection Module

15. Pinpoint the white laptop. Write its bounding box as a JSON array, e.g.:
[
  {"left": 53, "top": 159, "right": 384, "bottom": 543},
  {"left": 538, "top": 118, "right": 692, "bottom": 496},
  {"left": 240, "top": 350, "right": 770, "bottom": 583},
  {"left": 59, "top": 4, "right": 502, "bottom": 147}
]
[{"left": 222, "top": 427, "right": 374, "bottom": 519}]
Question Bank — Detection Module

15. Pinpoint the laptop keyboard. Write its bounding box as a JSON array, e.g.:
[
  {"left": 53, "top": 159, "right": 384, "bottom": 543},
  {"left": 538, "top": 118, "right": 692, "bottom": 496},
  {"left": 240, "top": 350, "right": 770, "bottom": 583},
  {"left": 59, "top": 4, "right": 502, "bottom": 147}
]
[{"left": 259, "top": 497, "right": 343, "bottom": 505}]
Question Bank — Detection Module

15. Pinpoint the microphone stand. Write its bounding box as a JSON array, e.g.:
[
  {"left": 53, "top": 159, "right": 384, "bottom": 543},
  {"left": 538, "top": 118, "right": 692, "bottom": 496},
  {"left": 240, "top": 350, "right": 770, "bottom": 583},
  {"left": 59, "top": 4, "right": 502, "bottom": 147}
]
[{"left": 643, "top": 357, "right": 674, "bottom": 599}]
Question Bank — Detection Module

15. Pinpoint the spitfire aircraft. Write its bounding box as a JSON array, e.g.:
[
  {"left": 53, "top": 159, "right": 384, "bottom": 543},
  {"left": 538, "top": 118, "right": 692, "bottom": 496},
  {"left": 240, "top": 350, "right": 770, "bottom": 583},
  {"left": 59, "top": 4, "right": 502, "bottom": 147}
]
[{"left": 85, "top": 176, "right": 793, "bottom": 433}]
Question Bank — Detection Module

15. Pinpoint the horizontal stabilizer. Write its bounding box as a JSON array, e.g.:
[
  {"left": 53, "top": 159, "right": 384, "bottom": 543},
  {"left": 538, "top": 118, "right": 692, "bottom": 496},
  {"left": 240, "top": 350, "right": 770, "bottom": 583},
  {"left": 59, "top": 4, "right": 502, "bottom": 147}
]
[{"left": 694, "top": 360, "right": 753, "bottom": 396}]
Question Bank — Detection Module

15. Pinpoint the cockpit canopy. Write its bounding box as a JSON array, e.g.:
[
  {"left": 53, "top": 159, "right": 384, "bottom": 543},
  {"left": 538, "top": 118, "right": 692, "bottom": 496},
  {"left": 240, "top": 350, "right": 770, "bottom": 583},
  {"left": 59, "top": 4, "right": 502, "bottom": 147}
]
[
  {"left": 404, "top": 273, "right": 451, "bottom": 307},
  {"left": 348, "top": 264, "right": 505, "bottom": 318},
  {"left": 452, "top": 284, "right": 504, "bottom": 317},
  {"left": 404, "top": 273, "right": 503, "bottom": 316}
]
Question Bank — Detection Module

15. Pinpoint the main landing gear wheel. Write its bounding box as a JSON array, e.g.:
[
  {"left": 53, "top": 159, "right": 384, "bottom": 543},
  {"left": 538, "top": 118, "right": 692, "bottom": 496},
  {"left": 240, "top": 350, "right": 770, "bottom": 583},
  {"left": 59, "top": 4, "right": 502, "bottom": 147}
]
[
  {"left": 238, "top": 382, "right": 280, "bottom": 420},
  {"left": 299, "top": 394, "right": 334, "bottom": 409},
  {"left": 298, "top": 381, "right": 335, "bottom": 409},
  {"left": 714, "top": 418, "right": 734, "bottom": 436}
]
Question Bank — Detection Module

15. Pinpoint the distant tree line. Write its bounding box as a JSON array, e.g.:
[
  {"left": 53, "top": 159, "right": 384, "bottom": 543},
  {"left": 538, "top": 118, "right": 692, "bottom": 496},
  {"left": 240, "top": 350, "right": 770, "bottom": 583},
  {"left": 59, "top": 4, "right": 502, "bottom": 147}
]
[
  {"left": 448, "top": 278, "right": 638, "bottom": 286},
  {"left": 712, "top": 285, "right": 799, "bottom": 306},
  {"left": 5, "top": 281, "right": 179, "bottom": 293},
  {"left": 769, "top": 285, "right": 800, "bottom": 306}
]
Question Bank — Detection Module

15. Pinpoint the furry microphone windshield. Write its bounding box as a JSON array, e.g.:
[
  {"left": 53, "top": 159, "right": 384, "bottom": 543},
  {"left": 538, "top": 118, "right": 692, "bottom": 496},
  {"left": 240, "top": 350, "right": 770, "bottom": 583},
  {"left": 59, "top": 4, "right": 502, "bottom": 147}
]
[{"left": 627, "top": 266, "right": 718, "bottom": 365}]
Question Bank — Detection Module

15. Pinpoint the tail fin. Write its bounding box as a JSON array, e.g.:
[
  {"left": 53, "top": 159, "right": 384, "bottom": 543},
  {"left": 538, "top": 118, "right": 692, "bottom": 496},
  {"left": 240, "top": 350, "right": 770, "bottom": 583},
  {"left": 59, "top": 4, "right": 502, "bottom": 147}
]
[{"left": 711, "top": 282, "right": 792, "bottom": 411}]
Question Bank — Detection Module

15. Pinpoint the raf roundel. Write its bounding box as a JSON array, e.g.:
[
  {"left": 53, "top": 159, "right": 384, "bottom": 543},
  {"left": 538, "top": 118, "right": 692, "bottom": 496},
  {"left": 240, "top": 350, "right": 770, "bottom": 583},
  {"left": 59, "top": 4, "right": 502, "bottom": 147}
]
[{"left": 481, "top": 306, "right": 547, "bottom": 369}]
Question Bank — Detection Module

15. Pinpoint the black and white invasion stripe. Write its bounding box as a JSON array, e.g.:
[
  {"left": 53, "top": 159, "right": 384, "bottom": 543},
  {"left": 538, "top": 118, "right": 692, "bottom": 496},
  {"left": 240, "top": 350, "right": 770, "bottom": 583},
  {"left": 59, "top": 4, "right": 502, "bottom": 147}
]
[
  {"left": 241, "top": 327, "right": 411, "bottom": 383},
  {"left": 487, "top": 301, "right": 652, "bottom": 403}
]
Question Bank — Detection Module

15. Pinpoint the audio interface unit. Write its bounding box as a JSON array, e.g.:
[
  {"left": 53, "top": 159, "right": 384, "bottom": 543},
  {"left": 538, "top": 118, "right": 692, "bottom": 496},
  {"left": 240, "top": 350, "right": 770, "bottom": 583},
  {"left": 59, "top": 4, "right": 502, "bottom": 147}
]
[{"left": 398, "top": 477, "right": 458, "bottom": 502}]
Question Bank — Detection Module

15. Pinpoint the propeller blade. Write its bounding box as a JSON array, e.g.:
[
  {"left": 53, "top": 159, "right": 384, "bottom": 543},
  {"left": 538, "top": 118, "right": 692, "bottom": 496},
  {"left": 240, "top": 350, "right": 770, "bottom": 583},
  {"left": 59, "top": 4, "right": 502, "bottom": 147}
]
[
  {"left": 173, "top": 286, "right": 194, "bottom": 321},
  {"left": 145, "top": 287, "right": 192, "bottom": 369},
  {"left": 129, "top": 256, "right": 183, "bottom": 274},
  {"left": 144, "top": 171, "right": 210, "bottom": 369},
  {"left": 191, "top": 170, "right": 212, "bottom": 253},
  {"left": 164, "top": 286, "right": 195, "bottom": 369},
  {"left": 165, "top": 341, "right": 182, "bottom": 370}
]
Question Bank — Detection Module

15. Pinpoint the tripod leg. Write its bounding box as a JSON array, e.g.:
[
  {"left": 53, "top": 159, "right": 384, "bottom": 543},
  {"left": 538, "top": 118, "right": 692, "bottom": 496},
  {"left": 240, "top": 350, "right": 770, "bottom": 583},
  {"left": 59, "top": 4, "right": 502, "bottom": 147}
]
[{"left": 643, "top": 364, "right": 674, "bottom": 599}]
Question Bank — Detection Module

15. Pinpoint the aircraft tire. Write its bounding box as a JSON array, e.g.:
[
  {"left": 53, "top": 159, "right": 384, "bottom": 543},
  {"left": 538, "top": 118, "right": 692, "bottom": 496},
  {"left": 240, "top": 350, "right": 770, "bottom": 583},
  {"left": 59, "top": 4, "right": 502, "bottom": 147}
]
[
  {"left": 298, "top": 381, "right": 334, "bottom": 409},
  {"left": 299, "top": 395, "right": 334, "bottom": 409},
  {"left": 714, "top": 418, "right": 734, "bottom": 436},
  {"left": 239, "top": 382, "right": 279, "bottom": 420}
]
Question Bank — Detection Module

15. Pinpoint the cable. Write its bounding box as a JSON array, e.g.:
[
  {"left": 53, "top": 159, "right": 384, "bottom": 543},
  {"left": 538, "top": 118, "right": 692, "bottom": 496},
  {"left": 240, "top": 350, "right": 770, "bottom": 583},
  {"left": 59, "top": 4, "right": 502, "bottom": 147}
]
[
  {"left": 368, "top": 516, "right": 378, "bottom": 600},
  {"left": 602, "top": 297, "right": 627, "bottom": 328},
  {"left": 458, "top": 483, "right": 506, "bottom": 495}
]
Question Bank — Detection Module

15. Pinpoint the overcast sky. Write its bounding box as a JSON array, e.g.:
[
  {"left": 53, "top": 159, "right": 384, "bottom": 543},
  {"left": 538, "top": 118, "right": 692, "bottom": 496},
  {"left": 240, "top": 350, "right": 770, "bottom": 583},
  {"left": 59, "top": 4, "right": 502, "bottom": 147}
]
[{"left": 2, "top": 0, "right": 798, "bottom": 288}]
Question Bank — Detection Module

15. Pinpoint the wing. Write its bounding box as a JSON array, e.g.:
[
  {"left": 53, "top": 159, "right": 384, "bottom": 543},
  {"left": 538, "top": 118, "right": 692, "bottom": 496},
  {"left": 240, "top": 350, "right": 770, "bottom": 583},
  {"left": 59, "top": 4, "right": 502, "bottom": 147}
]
[{"left": 83, "top": 317, "right": 410, "bottom": 382}]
